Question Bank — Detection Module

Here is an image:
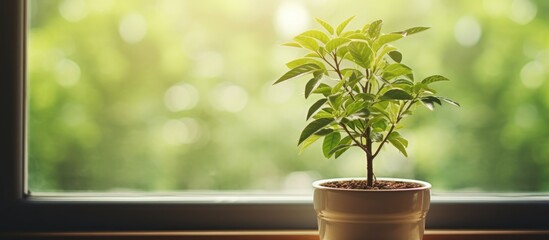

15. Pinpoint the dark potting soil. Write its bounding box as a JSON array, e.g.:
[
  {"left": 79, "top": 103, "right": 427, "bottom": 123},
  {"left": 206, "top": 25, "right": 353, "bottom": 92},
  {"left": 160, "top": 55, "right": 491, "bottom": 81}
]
[{"left": 321, "top": 179, "right": 422, "bottom": 190}]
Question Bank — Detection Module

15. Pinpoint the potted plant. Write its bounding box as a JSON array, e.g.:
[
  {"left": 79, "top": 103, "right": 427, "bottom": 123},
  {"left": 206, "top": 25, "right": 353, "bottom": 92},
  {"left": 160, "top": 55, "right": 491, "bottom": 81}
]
[{"left": 274, "top": 17, "right": 459, "bottom": 240}]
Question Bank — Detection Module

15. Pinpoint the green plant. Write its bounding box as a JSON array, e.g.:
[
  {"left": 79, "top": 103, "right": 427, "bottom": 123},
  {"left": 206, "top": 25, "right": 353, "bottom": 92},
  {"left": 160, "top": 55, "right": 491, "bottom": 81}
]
[{"left": 274, "top": 17, "right": 459, "bottom": 187}]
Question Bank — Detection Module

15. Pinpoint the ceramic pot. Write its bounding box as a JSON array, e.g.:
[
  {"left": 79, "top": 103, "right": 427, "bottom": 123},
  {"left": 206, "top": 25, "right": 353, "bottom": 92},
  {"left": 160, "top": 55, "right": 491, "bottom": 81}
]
[{"left": 313, "top": 177, "right": 431, "bottom": 240}]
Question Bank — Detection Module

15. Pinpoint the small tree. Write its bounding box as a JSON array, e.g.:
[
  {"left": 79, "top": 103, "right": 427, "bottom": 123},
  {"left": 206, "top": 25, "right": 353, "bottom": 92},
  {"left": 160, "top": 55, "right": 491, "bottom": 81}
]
[{"left": 274, "top": 17, "right": 459, "bottom": 187}]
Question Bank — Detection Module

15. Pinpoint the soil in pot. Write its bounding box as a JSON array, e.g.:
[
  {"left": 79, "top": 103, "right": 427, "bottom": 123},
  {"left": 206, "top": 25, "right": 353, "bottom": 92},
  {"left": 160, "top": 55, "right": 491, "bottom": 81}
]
[{"left": 321, "top": 179, "right": 422, "bottom": 190}]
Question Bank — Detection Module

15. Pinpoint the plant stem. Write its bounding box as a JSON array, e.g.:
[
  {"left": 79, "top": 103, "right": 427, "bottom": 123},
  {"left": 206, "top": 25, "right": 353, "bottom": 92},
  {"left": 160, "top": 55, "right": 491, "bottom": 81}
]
[
  {"left": 332, "top": 52, "right": 357, "bottom": 102},
  {"left": 372, "top": 124, "right": 395, "bottom": 159},
  {"left": 319, "top": 52, "right": 338, "bottom": 73},
  {"left": 341, "top": 124, "right": 370, "bottom": 155},
  {"left": 372, "top": 99, "right": 417, "bottom": 159},
  {"left": 365, "top": 127, "right": 374, "bottom": 187}
]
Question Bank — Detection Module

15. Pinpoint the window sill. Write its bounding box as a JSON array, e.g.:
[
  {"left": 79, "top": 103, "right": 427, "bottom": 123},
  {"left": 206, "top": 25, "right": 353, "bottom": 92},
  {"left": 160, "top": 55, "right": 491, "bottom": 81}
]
[{"left": 2, "top": 230, "right": 549, "bottom": 240}]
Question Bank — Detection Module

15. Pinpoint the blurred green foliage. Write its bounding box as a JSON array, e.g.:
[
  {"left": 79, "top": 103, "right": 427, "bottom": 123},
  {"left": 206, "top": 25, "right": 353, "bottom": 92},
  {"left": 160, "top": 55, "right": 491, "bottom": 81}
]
[{"left": 28, "top": 0, "right": 549, "bottom": 192}]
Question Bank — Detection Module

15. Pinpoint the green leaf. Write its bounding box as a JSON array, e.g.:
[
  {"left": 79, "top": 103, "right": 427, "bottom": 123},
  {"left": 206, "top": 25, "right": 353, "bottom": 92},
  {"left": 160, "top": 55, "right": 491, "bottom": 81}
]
[
  {"left": 348, "top": 41, "right": 373, "bottom": 68},
  {"left": 420, "top": 96, "right": 442, "bottom": 110},
  {"left": 368, "top": 20, "right": 383, "bottom": 38},
  {"left": 376, "top": 45, "right": 397, "bottom": 62},
  {"left": 402, "top": 110, "right": 413, "bottom": 118},
  {"left": 334, "top": 147, "right": 350, "bottom": 158},
  {"left": 282, "top": 42, "right": 302, "bottom": 48},
  {"left": 382, "top": 63, "right": 413, "bottom": 80},
  {"left": 396, "top": 26, "right": 430, "bottom": 36},
  {"left": 328, "top": 143, "right": 352, "bottom": 157},
  {"left": 375, "top": 74, "right": 391, "bottom": 85},
  {"left": 315, "top": 18, "right": 334, "bottom": 35},
  {"left": 424, "top": 85, "right": 438, "bottom": 94},
  {"left": 342, "top": 119, "right": 364, "bottom": 132},
  {"left": 413, "top": 83, "right": 435, "bottom": 95},
  {"left": 340, "top": 116, "right": 351, "bottom": 125},
  {"left": 299, "top": 30, "right": 330, "bottom": 44},
  {"left": 307, "top": 98, "right": 328, "bottom": 120},
  {"left": 347, "top": 72, "right": 362, "bottom": 88},
  {"left": 304, "top": 52, "right": 322, "bottom": 58},
  {"left": 380, "top": 89, "right": 414, "bottom": 100},
  {"left": 328, "top": 94, "right": 343, "bottom": 110},
  {"left": 298, "top": 118, "right": 334, "bottom": 146},
  {"left": 373, "top": 100, "right": 390, "bottom": 111},
  {"left": 345, "top": 100, "right": 368, "bottom": 116},
  {"left": 323, "top": 132, "right": 341, "bottom": 158},
  {"left": 393, "top": 78, "right": 414, "bottom": 86},
  {"left": 437, "top": 96, "right": 461, "bottom": 107},
  {"left": 322, "top": 107, "right": 334, "bottom": 113},
  {"left": 340, "top": 68, "right": 364, "bottom": 80},
  {"left": 388, "top": 132, "right": 408, "bottom": 157},
  {"left": 339, "top": 30, "right": 355, "bottom": 38},
  {"left": 297, "top": 134, "right": 321, "bottom": 153},
  {"left": 331, "top": 79, "right": 345, "bottom": 94},
  {"left": 336, "top": 16, "right": 355, "bottom": 36},
  {"left": 350, "top": 107, "right": 370, "bottom": 119},
  {"left": 373, "top": 33, "right": 404, "bottom": 50},
  {"left": 390, "top": 131, "right": 408, "bottom": 146},
  {"left": 312, "top": 110, "right": 333, "bottom": 119},
  {"left": 393, "top": 79, "right": 414, "bottom": 92},
  {"left": 371, "top": 116, "right": 388, "bottom": 132},
  {"left": 422, "top": 95, "right": 460, "bottom": 110},
  {"left": 371, "top": 132, "right": 384, "bottom": 142},
  {"left": 361, "top": 23, "right": 371, "bottom": 33},
  {"left": 339, "top": 135, "right": 353, "bottom": 145},
  {"left": 336, "top": 45, "right": 350, "bottom": 59},
  {"left": 356, "top": 93, "right": 376, "bottom": 101},
  {"left": 347, "top": 33, "right": 369, "bottom": 40},
  {"left": 286, "top": 57, "right": 326, "bottom": 70},
  {"left": 318, "top": 47, "right": 327, "bottom": 57},
  {"left": 334, "top": 136, "right": 353, "bottom": 158},
  {"left": 312, "top": 83, "right": 332, "bottom": 96},
  {"left": 388, "top": 51, "right": 402, "bottom": 63},
  {"left": 421, "top": 101, "right": 435, "bottom": 111},
  {"left": 304, "top": 73, "right": 323, "bottom": 99},
  {"left": 294, "top": 35, "right": 319, "bottom": 52},
  {"left": 421, "top": 75, "right": 449, "bottom": 85},
  {"left": 315, "top": 128, "right": 334, "bottom": 136},
  {"left": 325, "top": 37, "right": 351, "bottom": 53},
  {"left": 274, "top": 63, "right": 321, "bottom": 84}
]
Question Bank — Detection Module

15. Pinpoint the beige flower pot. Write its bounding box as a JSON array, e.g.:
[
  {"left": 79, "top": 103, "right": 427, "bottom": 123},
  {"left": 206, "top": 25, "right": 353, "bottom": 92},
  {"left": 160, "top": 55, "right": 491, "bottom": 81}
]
[{"left": 313, "top": 178, "right": 431, "bottom": 240}]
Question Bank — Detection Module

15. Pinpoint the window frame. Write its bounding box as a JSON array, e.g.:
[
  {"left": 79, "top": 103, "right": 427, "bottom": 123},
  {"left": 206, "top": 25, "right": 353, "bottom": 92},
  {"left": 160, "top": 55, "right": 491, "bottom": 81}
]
[{"left": 1, "top": 0, "right": 548, "bottom": 232}]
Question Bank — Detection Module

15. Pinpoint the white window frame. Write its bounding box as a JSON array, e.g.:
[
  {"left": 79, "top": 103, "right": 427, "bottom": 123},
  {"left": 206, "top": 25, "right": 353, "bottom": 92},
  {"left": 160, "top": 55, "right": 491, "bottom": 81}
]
[{"left": 1, "top": 0, "right": 548, "bottom": 231}]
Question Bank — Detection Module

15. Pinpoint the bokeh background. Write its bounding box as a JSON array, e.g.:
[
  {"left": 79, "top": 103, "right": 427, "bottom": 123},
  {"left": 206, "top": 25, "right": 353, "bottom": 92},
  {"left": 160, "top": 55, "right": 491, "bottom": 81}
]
[{"left": 28, "top": 0, "right": 549, "bottom": 192}]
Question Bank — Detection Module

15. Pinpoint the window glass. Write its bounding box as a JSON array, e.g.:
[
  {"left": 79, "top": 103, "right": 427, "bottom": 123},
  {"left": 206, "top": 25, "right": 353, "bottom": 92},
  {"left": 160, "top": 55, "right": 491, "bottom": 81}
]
[{"left": 28, "top": 0, "right": 549, "bottom": 192}]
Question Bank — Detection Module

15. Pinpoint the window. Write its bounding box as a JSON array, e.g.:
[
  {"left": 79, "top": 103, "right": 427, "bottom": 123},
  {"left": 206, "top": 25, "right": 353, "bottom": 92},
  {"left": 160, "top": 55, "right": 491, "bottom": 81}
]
[
  {"left": 26, "top": 0, "right": 549, "bottom": 193},
  {"left": 25, "top": 0, "right": 549, "bottom": 193},
  {"left": 1, "top": 0, "right": 549, "bottom": 232}
]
